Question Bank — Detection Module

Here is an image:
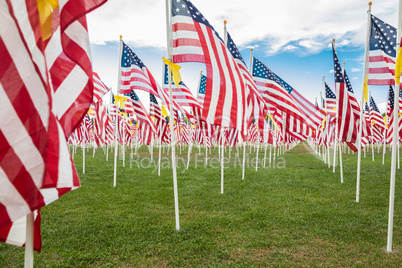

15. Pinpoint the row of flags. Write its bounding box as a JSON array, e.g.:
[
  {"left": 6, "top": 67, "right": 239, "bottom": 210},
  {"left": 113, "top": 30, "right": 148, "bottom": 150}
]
[{"left": 2, "top": 0, "right": 402, "bottom": 257}]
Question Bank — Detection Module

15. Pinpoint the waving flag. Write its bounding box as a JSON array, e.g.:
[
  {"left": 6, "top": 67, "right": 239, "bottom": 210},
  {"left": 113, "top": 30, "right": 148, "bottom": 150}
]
[
  {"left": 273, "top": 73, "right": 326, "bottom": 130},
  {"left": 386, "top": 86, "right": 395, "bottom": 143},
  {"left": 120, "top": 42, "right": 159, "bottom": 95},
  {"left": 171, "top": 0, "right": 247, "bottom": 134},
  {"left": 368, "top": 15, "right": 397, "bottom": 85},
  {"left": 197, "top": 74, "right": 207, "bottom": 106},
  {"left": 226, "top": 32, "right": 268, "bottom": 131},
  {"left": 162, "top": 64, "right": 201, "bottom": 108},
  {"left": 325, "top": 83, "right": 337, "bottom": 118},
  {"left": 0, "top": 0, "right": 106, "bottom": 251},
  {"left": 333, "top": 42, "right": 358, "bottom": 143},
  {"left": 125, "top": 91, "right": 156, "bottom": 145},
  {"left": 150, "top": 93, "right": 162, "bottom": 123},
  {"left": 252, "top": 57, "right": 306, "bottom": 124},
  {"left": 370, "top": 95, "right": 385, "bottom": 142},
  {"left": 93, "top": 72, "right": 110, "bottom": 104}
]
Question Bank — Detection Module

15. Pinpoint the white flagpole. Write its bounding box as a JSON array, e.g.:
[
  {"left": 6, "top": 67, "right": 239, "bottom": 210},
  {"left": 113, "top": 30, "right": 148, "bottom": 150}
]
[
  {"left": 356, "top": 2, "right": 372, "bottom": 202},
  {"left": 263, "top": 143, "right": 267, "bottom": 167},
  {"left": 122, "top": 120, "right": 125, "bottom": 167},
  {"left": 220, "top": 127, "right": 224, "bottom": 194},
  {"left": 113, "top": 35, "right": 123, "bottom": 188},
  {"left": 82, "top": 145, "right": 85, "bottom": 174},
  {"left": 255, "top": 132, "right": 259, "bottom": 171},
  {"left": 387, "top": 0, "right": 402, "bottom": 252},
  {"left": 165, "top": 0, "right": 180, "bottom": 230},
  {"left": 106, "top": 144, "right": 109, "bottom": 161},
  {"left": 339, "top": 142, "right": 344, "bottom": 183},
  {"left": 24, "top": 212, "right": 34, "bottom": 268},
  {"left": 186, "top": 141, "right": 192, "bottom": 170}
]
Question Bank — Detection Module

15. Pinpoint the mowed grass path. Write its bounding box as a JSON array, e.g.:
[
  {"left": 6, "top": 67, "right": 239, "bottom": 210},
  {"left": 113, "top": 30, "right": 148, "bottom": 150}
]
[{"left": 0, "top": 142, "right": 401, "bottom": 267}]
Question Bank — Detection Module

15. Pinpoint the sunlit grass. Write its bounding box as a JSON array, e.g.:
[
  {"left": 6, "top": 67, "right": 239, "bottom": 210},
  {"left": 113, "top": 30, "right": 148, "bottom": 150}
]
[{"left": 0, "top": 142, "right": 400, "bottom": 267}]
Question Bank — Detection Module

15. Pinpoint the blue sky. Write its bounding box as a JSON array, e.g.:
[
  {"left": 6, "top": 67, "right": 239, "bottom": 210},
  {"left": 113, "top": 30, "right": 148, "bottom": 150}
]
[{"left": 88, "top": 0, "right": 398, "bottom": 113}]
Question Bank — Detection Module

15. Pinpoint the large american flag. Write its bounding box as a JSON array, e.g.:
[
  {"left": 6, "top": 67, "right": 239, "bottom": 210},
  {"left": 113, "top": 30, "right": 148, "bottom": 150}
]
[
  {"left": 368, "top": 15, "right": 397, "bottom": 86},
  {"left": 92, "top": 72, "right": 110, "bottom": 104},
  {"left": 333, "top": 42, "right": 358, "bottom": 143},
  {"left": 226, "top": 32, "right": 268, "bottom": 132},
  {"left": 162, "top": 64, "right": 201, "bottom": 108},
  {"left": 273, "top": 73, "right": 326, "bottom": 130},
  {"left": 325, "top": 82, "right": 337, "bottom": 118},
  {"left": 171, "top": 0, "right": 247, "bottom": 134},
  {"left": 252, "top": 57, "right": 306, "bottom": 125},
  {"left": 0, "top": 0, "right": 106, "bottom": 251}
]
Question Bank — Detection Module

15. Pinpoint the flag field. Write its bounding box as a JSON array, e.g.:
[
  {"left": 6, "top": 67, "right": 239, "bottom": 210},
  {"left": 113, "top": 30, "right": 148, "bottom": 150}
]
[{"left": 0, "top": 143, "right": 400, "bottom": 267}]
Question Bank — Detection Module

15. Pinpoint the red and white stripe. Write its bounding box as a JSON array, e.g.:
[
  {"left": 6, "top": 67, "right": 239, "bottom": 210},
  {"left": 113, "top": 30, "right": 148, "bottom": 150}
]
[
  {"left": 172, "top": 7, "right": 247, "bottom": 133},
  {"left": 92, "top": 72, "right": 110, "bottom": 104},
  {"left": 0, "top": 0, "right": 106, "bottom": 250}
]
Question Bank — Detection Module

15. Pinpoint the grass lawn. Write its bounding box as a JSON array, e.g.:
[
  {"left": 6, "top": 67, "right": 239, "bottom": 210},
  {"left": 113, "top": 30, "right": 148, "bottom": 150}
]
[{"left": 0, "top": 142, "right": 401, "bottom": 267}]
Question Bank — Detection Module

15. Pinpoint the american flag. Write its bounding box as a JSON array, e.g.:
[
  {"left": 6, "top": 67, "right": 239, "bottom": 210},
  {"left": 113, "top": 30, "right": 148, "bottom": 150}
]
[
  {"left": 273, "top": 73, "right": 326, "bottom": 130},
  {"left": 122, "top": 98, "right": 135, "bottom": 115},
  {"left": 150, "top": 93, "right": 162, "bottom": 123},
  {"left": 386, "top": 86, "right": 395, "bottom": 143},
  {"left": 120, "top": 42, "right": 159, "bottom": 95},
  {"left": 252, "top": 57, "right": 310, "bottom": 133},
  {"left": 197, "top": 73, "right": 207, "bottom": 106},
  {"left": 325, "top": 82, "right": 337, "bottom": 118},
  {"left": 93, "top": 72, "right": 110, "bottom": 104},
  {"left": 368, "top": 15, "right": 397, "bottom": 86},
  {"left": 94, "top": 99, "right": 108, "bottom": 145},
  {"left": 227, "top": 128, "right": 239, "bottom": 148},
  {"left": 105, "top": 116, "right": 115, "bottom": 145},
  {"left": 162, "top": 64, "right": 201, "bottom": 108},
  {"left": 333, "top": 42, "right": 358, "bottom": 143},
  {"left": 45, "top": 1, "right": 106, "bottom": 138},
  {"left": 344, "top": 69, "right": 361, "bottom": 119},
  {"left": 226, "top": 32, "right": 268, "bottom": 132},
  {"left": 370, "top": 95, "right": 385, "bottom": 142},
  {"left": 0, "top": 0, "right": 105, "bottom": 251},
  {"left": 125, "top": 91, "right": 156, "bottom": 145},
  {"left": 171, "top": 0, "right": 247, "bottom": 134}
]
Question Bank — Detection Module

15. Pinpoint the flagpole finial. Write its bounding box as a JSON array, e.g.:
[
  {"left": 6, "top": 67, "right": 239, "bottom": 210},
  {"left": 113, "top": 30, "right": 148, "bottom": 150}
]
[
  {"left": 368, "top": 1, "right": 372, "bottom": 6},
  {"left": 119, "top": 35, "right": 122, "bottom": 39},
  {"left": 332, "top": 38, "right": 335, "bottom": 42},
  {"left": 224, "top": 20, "right": 227, "bottom": 24},
  {"left": 250, "top": 48, "right": 253, "bottom": 52}
]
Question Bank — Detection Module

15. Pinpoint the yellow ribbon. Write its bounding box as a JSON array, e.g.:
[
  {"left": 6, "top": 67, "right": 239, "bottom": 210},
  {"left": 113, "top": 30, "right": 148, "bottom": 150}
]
[
  {"left": 161, "top": 105, "right": 168, "bottom": 117},
  {"left": 114, "top": 96, "right": 127, "bottom": 109},
  {"left": 321, "top": 117, "right": 326, "bottom": 130},
  {"left": 163, "top": 57, "right": 182, "bottom": 88},
  {"left": 371, "top": 119, "right": 376, "bottom": 126},
  {"left": 37, "top": 0, "right": 58, "bottom": 41},
  {"left": 363, "top": 76, "right": 369, "bottom": 104},
  {"left": 395, "top": 47, "right": 402, "bottom": 85}
]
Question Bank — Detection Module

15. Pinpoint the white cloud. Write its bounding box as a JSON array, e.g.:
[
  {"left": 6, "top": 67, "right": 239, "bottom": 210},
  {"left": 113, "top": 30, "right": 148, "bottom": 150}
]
[
  {"left": 352, "top": 76, "right": 359, "bottom": 80},
  {"left": 329, "top": 70, "right": 334, "bottom": 73},
  {"left": 87, "top": 0, "right": 397, "bottom": 55},
  {"left": 351, "top": 68, "right": 361, "bottom": 72}
]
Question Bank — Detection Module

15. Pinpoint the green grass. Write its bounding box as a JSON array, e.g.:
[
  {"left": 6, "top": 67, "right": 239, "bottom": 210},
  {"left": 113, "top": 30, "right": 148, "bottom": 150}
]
[{"left": 1, "top": 142, "right": 401, "bottom": 267}]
